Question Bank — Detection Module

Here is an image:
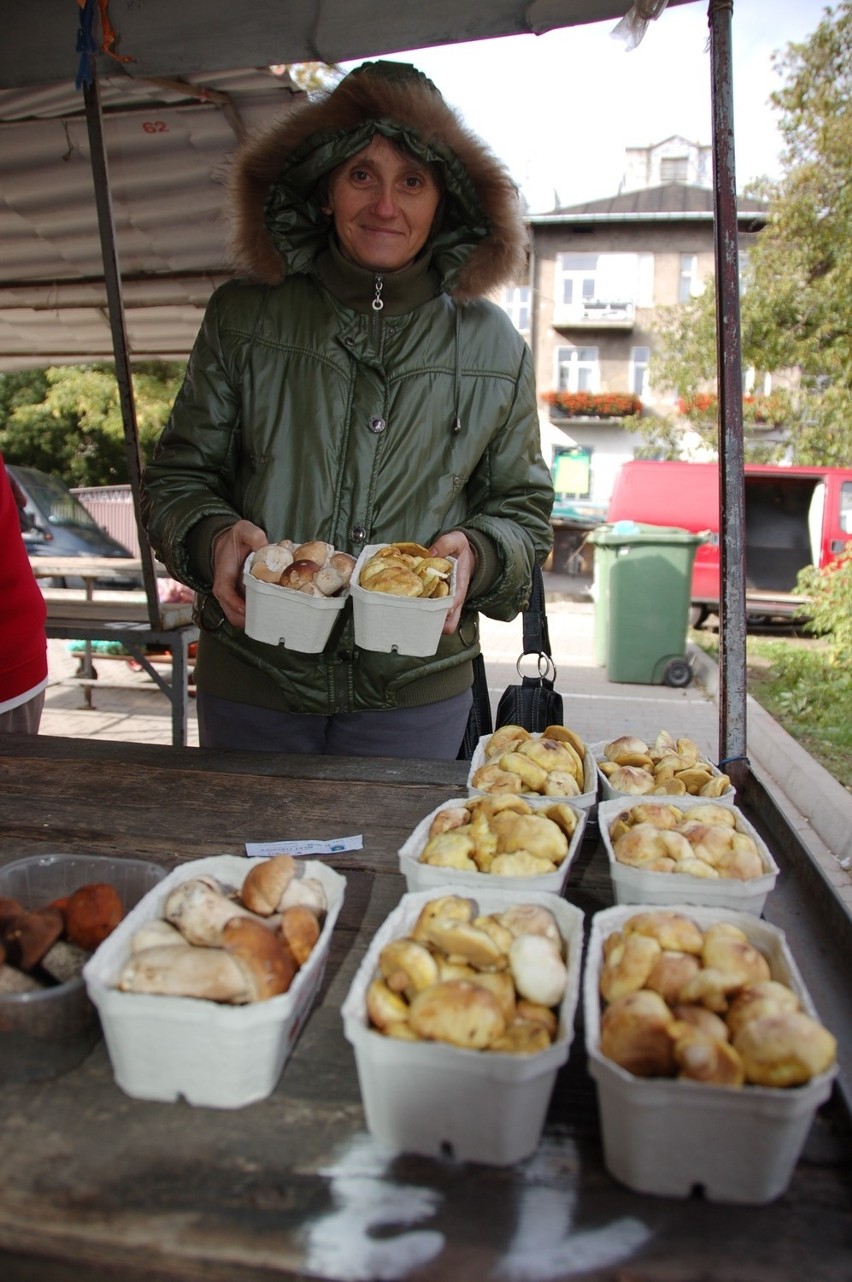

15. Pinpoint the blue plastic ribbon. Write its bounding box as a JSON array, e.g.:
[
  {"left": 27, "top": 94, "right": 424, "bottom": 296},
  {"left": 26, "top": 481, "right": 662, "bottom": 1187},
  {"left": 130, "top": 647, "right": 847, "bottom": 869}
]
[{"left": 75, "top": 0, "right": 98, "bottom": 90}]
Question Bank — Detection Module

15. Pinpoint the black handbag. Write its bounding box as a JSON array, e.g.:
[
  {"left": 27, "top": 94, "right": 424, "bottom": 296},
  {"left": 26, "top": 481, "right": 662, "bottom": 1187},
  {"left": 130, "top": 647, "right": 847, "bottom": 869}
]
[{"left": 457, "top": 564, "right": 563, "bottom": 759}]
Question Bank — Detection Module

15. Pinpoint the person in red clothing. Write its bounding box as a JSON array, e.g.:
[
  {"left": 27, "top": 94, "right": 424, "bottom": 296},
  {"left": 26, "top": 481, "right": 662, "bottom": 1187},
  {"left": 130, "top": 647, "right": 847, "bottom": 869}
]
[{"left": 0, "top": 451, "right": 48, "bottom": 733}]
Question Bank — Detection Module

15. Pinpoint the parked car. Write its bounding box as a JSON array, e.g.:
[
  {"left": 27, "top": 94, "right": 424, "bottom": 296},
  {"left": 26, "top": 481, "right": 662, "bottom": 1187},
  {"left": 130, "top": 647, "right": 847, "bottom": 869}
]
[
  {"left": 8, "top": 464, "right": 140, "bottom": 588},
  {"left": 606, "top": 459, "right": 852, "bottom": 626}
]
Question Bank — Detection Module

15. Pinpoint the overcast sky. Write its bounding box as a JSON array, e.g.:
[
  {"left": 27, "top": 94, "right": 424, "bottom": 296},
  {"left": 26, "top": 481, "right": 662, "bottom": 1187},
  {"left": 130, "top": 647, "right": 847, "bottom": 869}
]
[{"left": 340, "top": 0, "right": 829, "bottom": 211}]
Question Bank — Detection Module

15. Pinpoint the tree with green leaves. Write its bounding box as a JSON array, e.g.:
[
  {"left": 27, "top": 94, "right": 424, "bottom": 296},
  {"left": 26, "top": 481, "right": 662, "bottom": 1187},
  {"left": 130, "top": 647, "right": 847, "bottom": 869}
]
[
  {"left": 645, "top": 1, "right": 852, "bottom": 465},
  {"left": 0, "top": 362, "right": 184, "bottom": 487}
]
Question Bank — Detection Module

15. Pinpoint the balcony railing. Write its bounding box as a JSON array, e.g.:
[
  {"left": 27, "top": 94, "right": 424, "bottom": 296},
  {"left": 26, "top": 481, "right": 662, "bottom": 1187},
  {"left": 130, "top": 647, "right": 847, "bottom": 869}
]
[{"left": 552, "top": 297, "right": 635, "bottom": 329}]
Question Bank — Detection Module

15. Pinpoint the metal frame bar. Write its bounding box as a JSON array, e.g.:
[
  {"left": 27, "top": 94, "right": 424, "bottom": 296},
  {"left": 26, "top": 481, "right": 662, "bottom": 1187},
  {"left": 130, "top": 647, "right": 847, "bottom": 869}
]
[
  {"left": 708, "top": 0, "right": 749, "bottom": 784},
  {"left": 82, "top": 64, "right": 162, "bottom": 630}
]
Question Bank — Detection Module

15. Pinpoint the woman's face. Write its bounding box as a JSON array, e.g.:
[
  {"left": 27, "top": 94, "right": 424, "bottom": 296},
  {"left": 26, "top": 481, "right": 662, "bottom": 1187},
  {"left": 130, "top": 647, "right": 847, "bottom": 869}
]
[{"left": 325, "top": 135, "right": 442, "bottom": 273}]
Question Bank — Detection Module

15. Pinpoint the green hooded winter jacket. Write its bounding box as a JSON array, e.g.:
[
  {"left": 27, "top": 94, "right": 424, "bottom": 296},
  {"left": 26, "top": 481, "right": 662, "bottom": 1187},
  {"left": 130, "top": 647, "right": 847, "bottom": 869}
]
[{"left": 142, "top": 61, "right": 554, "bottom": 716}]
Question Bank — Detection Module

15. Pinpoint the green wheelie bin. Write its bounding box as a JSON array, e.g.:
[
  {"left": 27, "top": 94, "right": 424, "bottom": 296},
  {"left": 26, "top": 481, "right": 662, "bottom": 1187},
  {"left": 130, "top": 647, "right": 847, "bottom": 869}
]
[{"left": 587, "top": 522, "right": 707, "bottom": 686}]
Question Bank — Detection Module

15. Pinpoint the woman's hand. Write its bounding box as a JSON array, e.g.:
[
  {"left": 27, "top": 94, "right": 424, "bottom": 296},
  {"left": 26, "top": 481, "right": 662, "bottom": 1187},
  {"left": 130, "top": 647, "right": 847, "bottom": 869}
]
[
  {"left": 430, "top": 530, "right": 475, "bottom": 635},
  {"left": 211, "top": 520, "right": 268, "bottom": 627}
]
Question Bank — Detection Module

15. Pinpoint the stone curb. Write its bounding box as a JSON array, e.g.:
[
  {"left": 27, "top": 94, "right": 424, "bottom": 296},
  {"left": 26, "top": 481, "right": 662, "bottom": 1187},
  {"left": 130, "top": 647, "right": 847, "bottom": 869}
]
[{"left": 688, "top": 642, "right": 852, "bottom": 916}]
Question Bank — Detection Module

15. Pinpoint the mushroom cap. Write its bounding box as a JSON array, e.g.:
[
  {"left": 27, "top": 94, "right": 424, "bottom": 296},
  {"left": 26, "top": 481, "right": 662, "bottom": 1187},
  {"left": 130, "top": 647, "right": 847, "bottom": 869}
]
[
  {"left": 408, "top": 979, "right": 507, "bottom": 1049},
  {"left": 366, "top": 977, "right": 410, "bottom": 1030},
  {"left": 221, "top": 918, "right": 295, "bottom": 1001},
  {"left": 509, "top": 934, "right": 568, "bottom": 1007},
  {"left": 3, "top": 906, "right": 65, "bottom": 971},
  {"left": 673, "top": 1030, "right": 745, "bottom": 1086},
  {"left": 293, "top": 540, "right": 334, "bottom": 565},
  {"left": 622, "top": 910, "right": 705, "bottom": 955},
  {"left": 599, "top": 989, "right": 677, "bottom": 1077},
  {"left": 278, "top": 904, "right": 321, "bottom": 968},
  {"left": 164, "top": 877, "right": 257, "bottom": 945},
  {"left": 498, "top": 902, "right": 561, "bottom": 945},
  {"left": 64, "top": 882, "right": 124, "bottom": 951},
  {"left": 599, "top": 932, "right": 661, "bottom": 1004},
  {"left": 278, "top": 875, "right": 328, "bottom": 916},
  {"left": 725, "top": 980, "right": 802, "bottom": 1038},
  {"left": 379, "top": 938, "right": 440, "bottom": 996},
  {"left": 241, "top": 855, "right": 298, "bottom": 916},
  {"left": 251, "top": 543, "right": 294, "bottom": 578},
  {"left": 733, "top": 1010, "right": 837, "bottom": 1086}
]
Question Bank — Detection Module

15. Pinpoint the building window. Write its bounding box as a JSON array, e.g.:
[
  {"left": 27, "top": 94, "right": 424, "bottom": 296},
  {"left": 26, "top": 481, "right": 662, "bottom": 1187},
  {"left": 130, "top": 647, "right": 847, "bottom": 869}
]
[
  {"left": 558, "top": 254, "right": 597, "bottom": 307},
  {"left": 630, "top": 346, "right": 650, "bottom": 398},
  {"left": 500, "top": 284, "right": 530, "bottom": 332},
  {"left": 556, "top": 345, "right": 599, "bottom": 393},
  {"left": 556, "top": 252, "right": 653, "bottom": 314},
  {"left": 679, "top": 253, "right": 701, "bottom": 303},
  {"left": 661, "top": 156, "right": 689, "bottom": 183}
]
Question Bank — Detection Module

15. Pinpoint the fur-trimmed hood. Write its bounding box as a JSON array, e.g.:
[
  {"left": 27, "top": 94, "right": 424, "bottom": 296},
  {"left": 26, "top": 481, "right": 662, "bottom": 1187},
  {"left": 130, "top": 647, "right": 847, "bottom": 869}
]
[{"left": 226, "top": 60, "right": 528, "bottom": 303}]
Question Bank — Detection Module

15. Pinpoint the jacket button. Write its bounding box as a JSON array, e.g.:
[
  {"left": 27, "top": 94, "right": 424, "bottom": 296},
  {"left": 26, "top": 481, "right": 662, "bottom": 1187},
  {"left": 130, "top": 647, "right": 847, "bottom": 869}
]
[
  {"left": 368, "top": 416, "right": 385, "bottom": 433},
  {"left": 350, "top": 525, "right": 367, "bottom": 543},
  {"left": 337, "top": 649, "right": 352, "bottom": 663}
]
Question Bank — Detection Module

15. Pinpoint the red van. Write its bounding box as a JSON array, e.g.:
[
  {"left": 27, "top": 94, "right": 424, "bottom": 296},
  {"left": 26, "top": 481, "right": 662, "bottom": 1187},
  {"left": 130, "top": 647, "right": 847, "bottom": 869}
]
[{"left": 606, "top": 460, "right": 852, "bottom": 625}]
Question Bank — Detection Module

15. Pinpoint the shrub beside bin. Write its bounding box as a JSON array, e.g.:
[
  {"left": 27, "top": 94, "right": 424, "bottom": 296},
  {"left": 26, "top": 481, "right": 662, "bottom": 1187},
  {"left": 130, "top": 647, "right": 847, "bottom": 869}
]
[{"left": 588, "top": 522, "right": 708, "bottom": 687}]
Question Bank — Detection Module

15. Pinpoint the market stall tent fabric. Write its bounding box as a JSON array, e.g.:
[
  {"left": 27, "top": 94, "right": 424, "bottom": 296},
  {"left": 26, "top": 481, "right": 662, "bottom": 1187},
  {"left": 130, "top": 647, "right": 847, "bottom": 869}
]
[{"left": 0, "top": 0, "right": 747, "bottom": 776}]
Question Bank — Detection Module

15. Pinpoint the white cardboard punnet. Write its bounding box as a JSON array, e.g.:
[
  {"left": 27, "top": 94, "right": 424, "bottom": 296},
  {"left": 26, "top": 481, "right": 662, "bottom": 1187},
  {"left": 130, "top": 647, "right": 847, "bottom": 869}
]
[
  {"left": 467, "top": 733, "right": 598, "bottom": 810},
  {"left": 243, "top": 557, "right": 346, "bottom": 651},
  {"left": 84, "top": 855, "right": 346, "bottom": 1109},
  {"left": 598, "top": 796, "right": 779, "bottom": 914},
  {"left": 342, "top": 885, "right": 585, "bottom": 1165},
  {"left": 398, "top": 796, "right": 587, "bottom": 894},
  {"left": 350, "top": 544, "right": 455, "bottom": 656},
  {"left": 584, "top": 904, "right": 838, "bottom": 1203}
]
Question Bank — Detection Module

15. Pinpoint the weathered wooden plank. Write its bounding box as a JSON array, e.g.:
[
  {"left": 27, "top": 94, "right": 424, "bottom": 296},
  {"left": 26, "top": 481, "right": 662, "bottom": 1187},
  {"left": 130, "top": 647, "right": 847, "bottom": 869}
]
[{"left": 0, "top": 735, "right": 850, "bottom": 1282}]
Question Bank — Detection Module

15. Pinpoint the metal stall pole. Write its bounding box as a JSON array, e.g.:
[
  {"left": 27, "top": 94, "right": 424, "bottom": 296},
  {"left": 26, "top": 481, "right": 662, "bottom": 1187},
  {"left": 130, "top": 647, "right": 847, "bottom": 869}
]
[
  {"left": 708, "top": 0, "right": 749, "bottom": 789},
  {"left": 82, "top": 61, "right": 161, "bottom": 628}
]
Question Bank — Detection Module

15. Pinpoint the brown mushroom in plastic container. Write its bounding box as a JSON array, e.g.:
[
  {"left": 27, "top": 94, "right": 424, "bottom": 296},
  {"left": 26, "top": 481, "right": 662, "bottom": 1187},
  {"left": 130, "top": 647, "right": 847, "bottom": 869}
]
[{"left": 0, "top": 854, "right": 167, "bottom": 1084}]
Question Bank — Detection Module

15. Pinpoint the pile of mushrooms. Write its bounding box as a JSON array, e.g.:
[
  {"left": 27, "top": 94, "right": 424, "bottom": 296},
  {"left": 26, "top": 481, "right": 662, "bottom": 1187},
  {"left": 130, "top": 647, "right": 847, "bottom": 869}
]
[
  {"left": 366, "top": 894, "right": 570, "bottom": 1053},
  {"left": 418, "top": 794, "right": 578, "bottom": 877},
  {"left": 598, "top": 731, "right": 731, "bottom": 798},
  {"left": 357, "top": 541, "right": 453, "bottom": 598},
  {"left": 598, "top": 910, "right": 837, "bottom": 1087},
  {"left": 608, "top": 800, "right": 766, "bottom": 881},
  {"left": 118, "top": 856, "right": 327, "bottom": 1004},
  {"left": 471, "top": 723, "right": 588, "bottom": 798},
  {"left": 0, "top": 882, "right": 124, "bottom": 994},
  {"left": 250, "top": 539, "right": 356, "bottom": 597}
]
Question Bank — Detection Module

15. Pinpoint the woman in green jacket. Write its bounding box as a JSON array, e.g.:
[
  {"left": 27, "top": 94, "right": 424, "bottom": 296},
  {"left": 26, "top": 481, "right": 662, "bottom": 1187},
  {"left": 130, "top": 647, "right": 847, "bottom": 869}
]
[{"left": 142, "top": 60, "right": 553, "bottom": 758}]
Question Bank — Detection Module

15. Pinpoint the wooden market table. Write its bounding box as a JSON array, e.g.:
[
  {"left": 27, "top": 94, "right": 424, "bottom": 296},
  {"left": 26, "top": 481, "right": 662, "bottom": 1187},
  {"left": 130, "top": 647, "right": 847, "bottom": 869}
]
[{"left": 1, "top": 734, "right": 850, "bottom": 1282}]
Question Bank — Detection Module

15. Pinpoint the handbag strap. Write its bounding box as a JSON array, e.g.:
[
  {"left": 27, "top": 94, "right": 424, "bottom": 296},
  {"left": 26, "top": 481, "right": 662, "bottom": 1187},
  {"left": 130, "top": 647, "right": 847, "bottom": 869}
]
[{"left": 520, "top": 563, "right": 552, "bottom": 659}]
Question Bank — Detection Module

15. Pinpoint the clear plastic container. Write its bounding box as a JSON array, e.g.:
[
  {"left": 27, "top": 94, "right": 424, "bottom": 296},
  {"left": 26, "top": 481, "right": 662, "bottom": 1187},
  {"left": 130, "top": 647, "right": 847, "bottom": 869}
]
[{"left": 0, "top": 853, "right": 166, "bottom": 1083}]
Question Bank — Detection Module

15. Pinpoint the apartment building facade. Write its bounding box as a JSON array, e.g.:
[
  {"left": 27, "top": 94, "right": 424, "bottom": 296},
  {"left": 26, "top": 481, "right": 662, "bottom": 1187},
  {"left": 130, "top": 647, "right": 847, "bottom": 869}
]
[{"left": 508, "top": 137, "right": 768, "bottom": 513}]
